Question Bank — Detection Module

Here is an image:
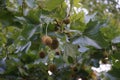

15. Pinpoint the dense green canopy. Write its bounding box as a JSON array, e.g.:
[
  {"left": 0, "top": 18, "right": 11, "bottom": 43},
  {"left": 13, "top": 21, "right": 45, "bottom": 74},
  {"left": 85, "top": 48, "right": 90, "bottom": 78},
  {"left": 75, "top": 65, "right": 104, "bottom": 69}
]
[{"left": 0, "top": 0, "right": 120, "bottom": 80}]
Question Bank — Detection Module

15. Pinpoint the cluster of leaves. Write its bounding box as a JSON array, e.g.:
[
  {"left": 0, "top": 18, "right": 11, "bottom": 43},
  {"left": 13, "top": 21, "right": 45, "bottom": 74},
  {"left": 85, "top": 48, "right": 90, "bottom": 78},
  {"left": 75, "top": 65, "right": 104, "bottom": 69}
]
[{"left": 0, "top": 0, "right": 120, "bottom": 80}]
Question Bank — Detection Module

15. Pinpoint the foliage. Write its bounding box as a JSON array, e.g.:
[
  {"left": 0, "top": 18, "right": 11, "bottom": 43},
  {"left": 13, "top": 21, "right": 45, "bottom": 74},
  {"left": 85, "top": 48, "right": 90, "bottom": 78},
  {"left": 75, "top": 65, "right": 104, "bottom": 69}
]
[{"left": 0, "top": 0, "right": 120, "bottom": 80}]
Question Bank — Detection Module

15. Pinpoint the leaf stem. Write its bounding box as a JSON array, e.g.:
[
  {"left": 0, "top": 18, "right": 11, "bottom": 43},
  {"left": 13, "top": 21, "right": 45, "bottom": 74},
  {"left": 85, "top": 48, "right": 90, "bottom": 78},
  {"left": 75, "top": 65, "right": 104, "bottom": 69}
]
[{"left": 46, "top": 23, "right": 48, "bottom": 36}]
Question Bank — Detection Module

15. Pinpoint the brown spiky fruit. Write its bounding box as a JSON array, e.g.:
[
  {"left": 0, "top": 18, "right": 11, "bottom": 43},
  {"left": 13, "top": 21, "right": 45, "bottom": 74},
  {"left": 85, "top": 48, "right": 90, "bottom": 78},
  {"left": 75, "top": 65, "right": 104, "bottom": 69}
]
[
  {"left": 103, "top": 51, "right": 108, "bottom": 58},
  {"left": 78, "top": 45, "right": 80, "bottom": 48},
  {"left": 63, "top": 17, "right": 70, "bottom": 24},
  {"left": 90, "top": 71, "right": 97, "bottom": 80},
  {"left": 71, "top": 66, "right": 78, "bottom": 72},
  {"left": 41, "top": 35, "right": 52, "bottom": 46},
  {"left": 71, "top": 64, "right": 80, "bottom": 71},
  {"left": 39, "top": 51, "right": 46, "bottom": 58},
  {"left": 55, "top": 51, "right": 60, "bottom": 55},
  {"left": 49, "top": 37, "right": 59, "bottom": 50},
  {"left": 70, "top": 73, "right": 76, "bottom": 78},
  {"left": 48, "top": 64, "right": 57, "bottom": 73},
  {"left": 101, "top": 59, "right": 108, "bottom": 64},
  {"left": 55, "top": 49, "right": 61, "bottom": 55}
]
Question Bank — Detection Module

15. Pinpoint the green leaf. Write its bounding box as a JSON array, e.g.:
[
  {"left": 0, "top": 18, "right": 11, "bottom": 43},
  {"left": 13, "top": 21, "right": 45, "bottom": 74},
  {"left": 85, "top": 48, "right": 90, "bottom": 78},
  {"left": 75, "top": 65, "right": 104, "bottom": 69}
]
[
  {"left": 20, "top": 41, "right": 31, "bottom": 53},
  {"left": 84, "top": 20, "right": 109, "bottom": 48},
  {"left": 73, "top": 36, "right": 101, "bottom": 49},
  {"left": 0, "top": 9, "right": 14, "bottom": 26},
  {"left": 70, "top": 11, "right": 85, "bottom": 32},
  {"left": 18, "top": 67, "right": 28, "bottom": 76},
  {"left": 68, "top": 56, "right": 74, "bottom": 63},
  {"left": 25, "top": 9, "right": 40, "bottom": 24},
  {"left": 73, "top": 0, "right": 81, "bottom": 7},
  {"left": 49, "top": 2, "right": 67, "bottom": 19},
  {"left": 100, "top": 26, "right": 120, "bottom": 41},
  {"left": 25, "top": 0, "right": 36, "bottom": 8},
  {"left": 20, "top": 51, "right": 36, "bottom": 63},
  {"left": 112, "top": 36, "right": 120, "bottom": 43},
  {"left": 111, "top": 52, "right": 120, "bottom": 69},
  {"left": 44, "top": 0, "right": 64, "bottom": 11},
  {"left": 5, "top": 38, "right": 14, "bottom": 46},
  {"left": 63, "top": 43, "right": 78, "bottom": 63},
  {"left": 48, "top": 76, "right": 54, "bottom": 80},
  {"left": 53, "top": 57, "right": 64, "bottom": 66},
  {"left": 111, "top": 52, "right": 120, "bottom": 60},
  {"left": 21, "top": 24, "right": 37, "bottom": 39},
  {"left": 108, "top": 67, "right": 120, "bottom": 79},
  {"left": 5, "top": 26, "right": 21, "bottom": 40},
  {"left": 0, "top": 32, "right": 6, "bottom": 45}
]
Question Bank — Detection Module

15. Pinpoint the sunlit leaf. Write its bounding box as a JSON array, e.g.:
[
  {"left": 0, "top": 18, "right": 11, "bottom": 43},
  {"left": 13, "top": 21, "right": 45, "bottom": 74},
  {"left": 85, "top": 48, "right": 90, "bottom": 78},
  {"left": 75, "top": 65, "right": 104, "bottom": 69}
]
[
  {"left": 63, "top": 43, "right": 78, "bottom": 63},
  {"left": 112, "top": 36, "right": 120, "bottom": 43},
  {"left": 44, "top": 0, "right": 64, "bottom": 11},
  {"left": 25, "top": 0, "right": 36, "bottom": 8}
]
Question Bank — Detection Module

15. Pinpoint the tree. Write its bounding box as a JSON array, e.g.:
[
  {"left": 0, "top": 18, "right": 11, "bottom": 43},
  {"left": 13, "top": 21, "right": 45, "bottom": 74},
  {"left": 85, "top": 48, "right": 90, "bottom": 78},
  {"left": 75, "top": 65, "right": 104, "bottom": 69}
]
[{"left": 0, "top": 0, "right": 120, "bottom": 80}]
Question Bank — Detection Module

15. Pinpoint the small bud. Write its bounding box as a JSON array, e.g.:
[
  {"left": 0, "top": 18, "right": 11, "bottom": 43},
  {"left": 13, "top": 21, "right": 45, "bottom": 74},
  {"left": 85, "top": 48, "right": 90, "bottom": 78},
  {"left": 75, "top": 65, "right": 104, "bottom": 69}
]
[{"left": 39, "top": 51, "right": 46, "bottom": 58}]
